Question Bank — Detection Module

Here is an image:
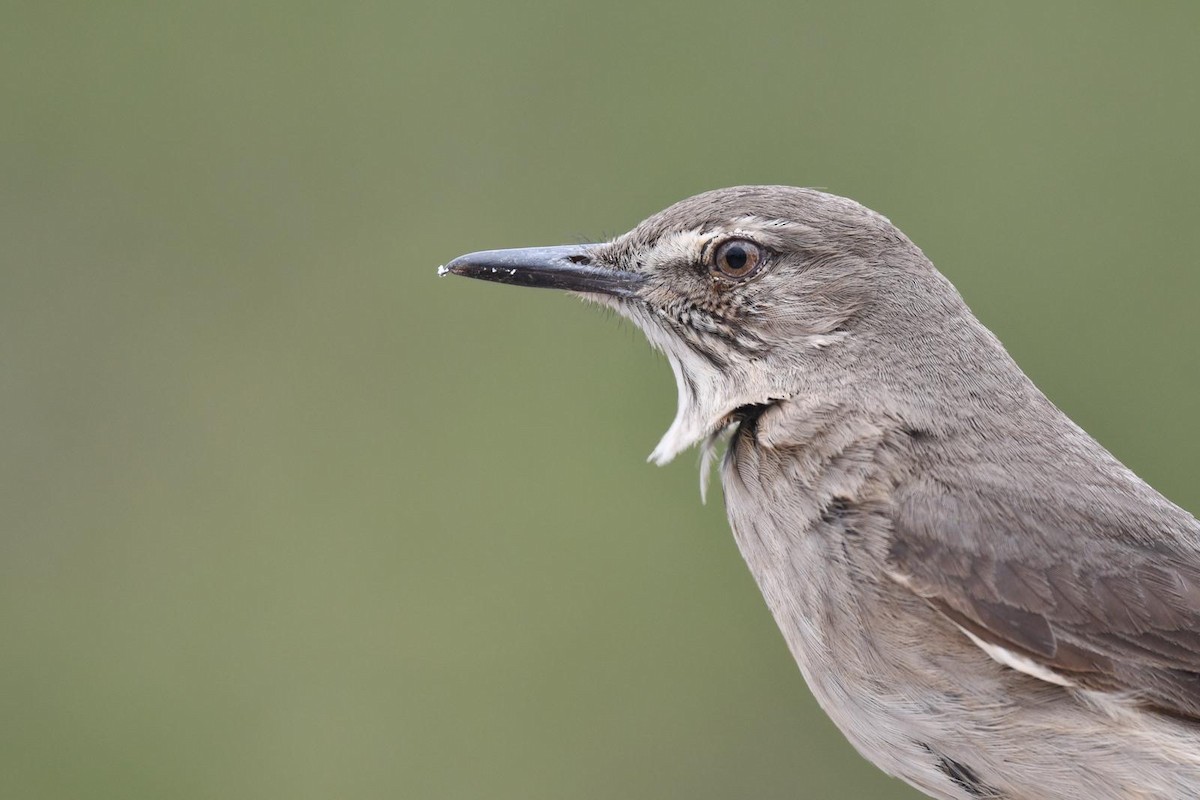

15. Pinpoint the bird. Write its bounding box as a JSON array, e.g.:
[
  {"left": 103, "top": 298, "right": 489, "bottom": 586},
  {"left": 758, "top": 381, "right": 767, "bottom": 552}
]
[{"left": 438, "top": 186, "right": 1200, "bottom": 799}]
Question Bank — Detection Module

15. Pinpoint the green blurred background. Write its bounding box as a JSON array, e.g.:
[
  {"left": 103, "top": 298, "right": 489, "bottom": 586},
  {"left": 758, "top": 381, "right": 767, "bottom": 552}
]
[{"left": 3, "top": 3, "right": 1199, "bottom": 798}]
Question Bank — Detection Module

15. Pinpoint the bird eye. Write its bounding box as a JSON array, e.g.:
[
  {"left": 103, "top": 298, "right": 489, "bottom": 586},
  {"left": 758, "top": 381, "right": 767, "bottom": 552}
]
[{"left": 713, "top": 239, "right": 763, "bottom": 280}]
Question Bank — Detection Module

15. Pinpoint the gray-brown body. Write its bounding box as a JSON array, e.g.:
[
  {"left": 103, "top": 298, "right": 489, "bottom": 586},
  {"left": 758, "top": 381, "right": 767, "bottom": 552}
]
[
  {"left": 724, "top": 395, "right": 1200, "bottom": 798},
  {"left": 442, "top": 186, "right": 1200, "bottom": 799}
]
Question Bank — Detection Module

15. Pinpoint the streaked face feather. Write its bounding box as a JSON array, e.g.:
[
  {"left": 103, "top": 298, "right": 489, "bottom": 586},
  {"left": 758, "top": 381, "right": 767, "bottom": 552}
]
[{"left": 584, "top": 195, "right": 894, "bottom": 464}]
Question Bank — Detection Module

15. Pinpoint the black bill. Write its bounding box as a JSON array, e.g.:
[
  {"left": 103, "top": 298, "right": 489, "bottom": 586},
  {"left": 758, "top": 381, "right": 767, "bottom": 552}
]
[{"left": 438, "top": 244, "right": 643, "bottom": 298}]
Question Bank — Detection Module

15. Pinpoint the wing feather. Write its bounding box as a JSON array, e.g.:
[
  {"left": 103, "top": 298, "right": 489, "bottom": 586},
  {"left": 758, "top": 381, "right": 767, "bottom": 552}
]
[{"left": 888, "top": 475, "right": 1200, "bottom": 719}]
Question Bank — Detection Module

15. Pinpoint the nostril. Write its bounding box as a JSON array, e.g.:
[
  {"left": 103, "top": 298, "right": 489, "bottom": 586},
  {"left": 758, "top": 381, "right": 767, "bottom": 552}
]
[{"left": 566, "top": 253, "right": 592, "bottom": 266}]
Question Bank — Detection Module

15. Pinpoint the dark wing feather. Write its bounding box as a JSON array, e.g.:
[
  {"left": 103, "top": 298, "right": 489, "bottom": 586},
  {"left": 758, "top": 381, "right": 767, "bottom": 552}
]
[{"left": 888, "top": 475, "right": 1200, "bottom": 719}]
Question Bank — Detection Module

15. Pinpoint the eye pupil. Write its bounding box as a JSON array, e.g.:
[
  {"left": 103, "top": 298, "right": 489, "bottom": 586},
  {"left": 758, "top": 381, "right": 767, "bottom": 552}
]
[
  {"left": 714, "top": 239, "right": 762, "bottom": 279},
  {"left": 724, "top": 246, "right": 747, "bottom": 271}
]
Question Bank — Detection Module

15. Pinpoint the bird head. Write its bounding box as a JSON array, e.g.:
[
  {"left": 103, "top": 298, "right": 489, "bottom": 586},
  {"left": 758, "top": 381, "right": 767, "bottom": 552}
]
[{"left": 442, "top": 186, "right": 958, "bottom": 465}]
